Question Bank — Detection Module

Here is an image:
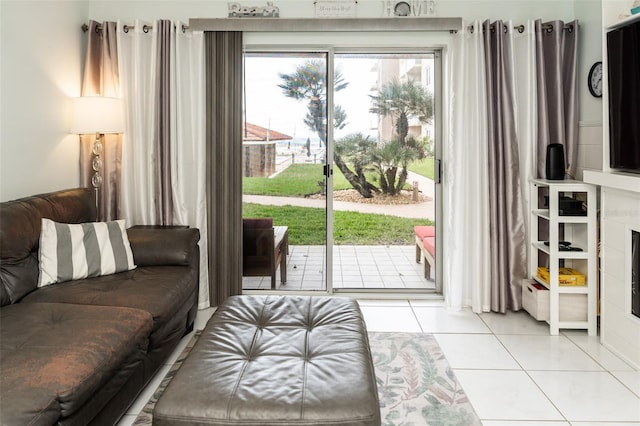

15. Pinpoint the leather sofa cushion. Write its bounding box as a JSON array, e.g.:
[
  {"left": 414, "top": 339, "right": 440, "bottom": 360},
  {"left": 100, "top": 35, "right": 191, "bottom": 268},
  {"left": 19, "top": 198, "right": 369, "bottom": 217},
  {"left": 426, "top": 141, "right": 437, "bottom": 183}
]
[
  {"left": 21, "top": 265, "right": 196, "bottom": 349},
  {"left": 154, "top": 295, "right": 380, "bottom": 426},
  {"left": 0, "top": 302, "right": 152, "bottom": 425},
  {"left": 127, "top": 228, "right": 200, "bottom": 267},
  {"left": 0, "top": 188, "right": 95, "bottom": 306}
]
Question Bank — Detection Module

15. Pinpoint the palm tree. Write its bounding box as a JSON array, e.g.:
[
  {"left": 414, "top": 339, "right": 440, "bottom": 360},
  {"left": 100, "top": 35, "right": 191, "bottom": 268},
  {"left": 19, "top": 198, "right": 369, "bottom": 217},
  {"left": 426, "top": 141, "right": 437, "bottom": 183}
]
[
  {"left": 368, "top": 79, "right": 433, "bottom": 194},
  {"left": 334, "top": 133, "right": 379, "bottom": 198},
  {"left": 279, "top": 60, "right": 378, "bottom": 198},
  {"left": 278, "top": 59, "right": 347, "bottom": 144},
  {"left": 369, "top": 79, "right": 434, "bottom": 145},
  {"left": 370, "top": 136, "right": 426, "bottom": 195}
]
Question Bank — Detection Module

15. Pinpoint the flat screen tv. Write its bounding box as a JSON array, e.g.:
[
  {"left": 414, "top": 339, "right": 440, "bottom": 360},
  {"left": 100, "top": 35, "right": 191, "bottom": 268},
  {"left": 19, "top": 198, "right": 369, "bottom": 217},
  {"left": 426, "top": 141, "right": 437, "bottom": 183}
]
[{"left": 607, "top": 19, "right": 640, "bottom": 174}]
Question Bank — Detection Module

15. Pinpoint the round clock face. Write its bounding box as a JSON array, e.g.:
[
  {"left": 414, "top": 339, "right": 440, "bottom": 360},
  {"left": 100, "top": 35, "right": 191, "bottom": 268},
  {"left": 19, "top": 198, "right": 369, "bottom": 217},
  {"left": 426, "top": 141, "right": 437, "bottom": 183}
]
[
  {"left": 394, "top": 1, "right": 412, "bottom": 16},
  {"left": 588, "top": 61, "right": 603, "bottom": 98}
]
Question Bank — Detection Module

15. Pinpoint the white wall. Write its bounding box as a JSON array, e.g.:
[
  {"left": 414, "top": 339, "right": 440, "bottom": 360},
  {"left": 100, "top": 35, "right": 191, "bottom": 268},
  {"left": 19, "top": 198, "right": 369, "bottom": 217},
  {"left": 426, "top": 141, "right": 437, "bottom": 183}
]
[
  {"left": 0, "top": 0, "right": 88, "bottom": 202},
  {"left": 0, "top": 0, "right": 605, "bottom": 202},
  {"left": 575, "top": 1, "right": 604, "bottom": 180}
]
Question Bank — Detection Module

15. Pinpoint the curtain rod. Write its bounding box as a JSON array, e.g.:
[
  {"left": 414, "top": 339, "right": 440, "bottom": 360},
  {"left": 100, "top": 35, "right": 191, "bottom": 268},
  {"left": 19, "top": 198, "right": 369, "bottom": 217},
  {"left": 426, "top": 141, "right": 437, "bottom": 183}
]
[
  {"left": 81, "top": 23, "right": 190, "bottom": 34},
  {"left": 467, "top": 22, "right": 575, "bottom": 34},
  {"left": 82, "top": 19, "right": 568, "bottom": 35},
  {"left": 189, "top": 17, "right": 462, "bottom": 32}
]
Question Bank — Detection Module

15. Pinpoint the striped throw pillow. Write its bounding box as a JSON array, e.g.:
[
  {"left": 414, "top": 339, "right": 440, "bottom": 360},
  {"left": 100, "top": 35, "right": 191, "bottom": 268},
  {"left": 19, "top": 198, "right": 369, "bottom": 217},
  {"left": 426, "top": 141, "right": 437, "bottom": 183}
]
[{"left": 38, "top": 218, "right": 136, "bottom": 287}]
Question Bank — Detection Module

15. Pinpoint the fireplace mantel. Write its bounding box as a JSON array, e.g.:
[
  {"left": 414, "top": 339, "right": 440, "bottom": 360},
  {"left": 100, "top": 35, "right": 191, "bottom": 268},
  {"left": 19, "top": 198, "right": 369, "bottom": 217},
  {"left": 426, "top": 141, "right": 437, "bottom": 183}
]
[
  {"left": 583, "top": 170, "right": 640, "bottom": 193},
  {"left": 583, "top": 169, "right": 640, "bottom": 369}
]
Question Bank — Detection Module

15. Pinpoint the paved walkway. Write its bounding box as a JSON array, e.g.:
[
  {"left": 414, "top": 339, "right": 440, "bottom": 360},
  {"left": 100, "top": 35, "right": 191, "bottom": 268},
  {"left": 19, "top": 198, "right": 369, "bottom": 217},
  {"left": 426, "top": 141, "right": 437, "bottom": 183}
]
[{"left": 243, "top": 172, "right": 435, "bottom": 220}]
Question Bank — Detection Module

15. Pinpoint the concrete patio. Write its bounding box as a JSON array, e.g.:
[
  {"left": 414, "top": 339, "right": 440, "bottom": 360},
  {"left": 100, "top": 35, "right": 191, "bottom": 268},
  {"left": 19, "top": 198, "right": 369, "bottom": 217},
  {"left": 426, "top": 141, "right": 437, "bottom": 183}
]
[{"left": 242, "top": 244, "right": 436, "bottom": 292}]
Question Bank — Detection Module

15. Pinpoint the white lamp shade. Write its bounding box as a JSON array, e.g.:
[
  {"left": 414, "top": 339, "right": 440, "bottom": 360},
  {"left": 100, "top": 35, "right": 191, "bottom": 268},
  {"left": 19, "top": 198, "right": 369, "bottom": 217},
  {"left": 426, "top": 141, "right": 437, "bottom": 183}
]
[{"left": 70, "top": 96, "right": 123, "bottom": 134}]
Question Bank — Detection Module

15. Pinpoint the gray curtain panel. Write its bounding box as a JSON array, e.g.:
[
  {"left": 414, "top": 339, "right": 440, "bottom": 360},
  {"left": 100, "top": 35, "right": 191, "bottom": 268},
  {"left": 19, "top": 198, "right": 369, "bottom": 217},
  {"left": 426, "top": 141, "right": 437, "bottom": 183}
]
[
  {"left": 204, "top": 31, "right": 243, "bottom": 306},
  {"left": 535, "top": 20, "right": 579, "bottom": 178},
  {"left": 483, "top": 20, "right": 527, "bottom": 313},
  {"left": 154, "top": 20, "right": 174, "bottom": 225},
  {"left": 80, "top": 20, "right": 122, "bottom": 222}
]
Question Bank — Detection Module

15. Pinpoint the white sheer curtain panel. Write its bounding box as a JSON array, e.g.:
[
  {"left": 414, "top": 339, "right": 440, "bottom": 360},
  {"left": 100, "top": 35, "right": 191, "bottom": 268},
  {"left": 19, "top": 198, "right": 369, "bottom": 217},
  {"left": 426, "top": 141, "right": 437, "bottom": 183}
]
[
  {"left": 173, "top": 23, "right": 209, "bottom": 309},
  {"left": 513, "top": 21, "right": 537, "bottom": 262},
  {"left": 118, "top": 20, "right": 209, "bottom": 308},
  {"left": 444, "top": 21, "right": 491, "bottom": 312},
  {"left": 119, "top": 20, "right": 157, "bottom": 225}
]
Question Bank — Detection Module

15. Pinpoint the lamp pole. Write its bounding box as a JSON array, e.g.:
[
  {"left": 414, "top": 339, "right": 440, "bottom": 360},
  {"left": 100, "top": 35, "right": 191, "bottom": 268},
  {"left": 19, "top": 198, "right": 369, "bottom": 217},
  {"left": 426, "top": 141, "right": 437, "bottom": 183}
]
[{"left": 91, "top": 132, "right": 104, "bottom": 210}]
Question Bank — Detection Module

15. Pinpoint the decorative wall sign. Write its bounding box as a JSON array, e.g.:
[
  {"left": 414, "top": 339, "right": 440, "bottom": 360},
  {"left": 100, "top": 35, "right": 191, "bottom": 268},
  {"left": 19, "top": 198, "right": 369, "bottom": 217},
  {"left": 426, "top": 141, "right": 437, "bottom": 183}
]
[
  {"left": 314, "top": 0, "right": 357, "bottom": 17},
  {"left": 384, "top": 0, "right": 436, "bottom": 17},
  {"left": 228, "top": 1, "right": 280, "bottom": 17}
]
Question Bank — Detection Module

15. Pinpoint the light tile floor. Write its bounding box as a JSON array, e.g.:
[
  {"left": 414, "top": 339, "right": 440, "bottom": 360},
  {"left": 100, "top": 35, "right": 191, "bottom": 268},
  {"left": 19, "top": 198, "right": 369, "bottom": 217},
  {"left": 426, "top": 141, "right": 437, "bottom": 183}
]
[
  {"left": 118, "top": 301, "right": 640, "bottom": 426},
  {"left": 242, "top": 245, "right": 436, "bottom": 291}
]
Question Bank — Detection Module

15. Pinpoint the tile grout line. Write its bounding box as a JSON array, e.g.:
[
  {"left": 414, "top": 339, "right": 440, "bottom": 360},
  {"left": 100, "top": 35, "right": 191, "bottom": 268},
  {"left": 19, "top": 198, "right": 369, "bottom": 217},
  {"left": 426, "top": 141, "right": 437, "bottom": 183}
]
[{"left": 476, "top": 311, "right": 570, "bottom": 424}]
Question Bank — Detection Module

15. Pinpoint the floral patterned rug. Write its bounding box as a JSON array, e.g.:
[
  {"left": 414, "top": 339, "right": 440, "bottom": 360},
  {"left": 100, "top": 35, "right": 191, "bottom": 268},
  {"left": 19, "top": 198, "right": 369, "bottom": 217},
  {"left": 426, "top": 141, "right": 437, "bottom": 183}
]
[
  {"left": 369, "top": 332, "right": 481, "bottom": 426},
  {"left": 134, "top": 332, "right": 481, "bottom": 426}
]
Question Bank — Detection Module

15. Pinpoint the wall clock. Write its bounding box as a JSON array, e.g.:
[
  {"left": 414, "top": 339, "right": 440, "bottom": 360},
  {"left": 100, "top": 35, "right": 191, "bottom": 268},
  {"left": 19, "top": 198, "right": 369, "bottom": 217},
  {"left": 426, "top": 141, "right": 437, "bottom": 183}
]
[{"left": 588, "top": 61, "right": 603, "bottom": 98}]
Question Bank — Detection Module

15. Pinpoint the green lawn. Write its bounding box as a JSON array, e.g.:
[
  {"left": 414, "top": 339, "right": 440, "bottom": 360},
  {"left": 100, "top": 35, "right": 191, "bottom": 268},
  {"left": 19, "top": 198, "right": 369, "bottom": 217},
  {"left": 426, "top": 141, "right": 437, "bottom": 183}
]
[
  {"left": 243, "top": 203, "right": 433, "bottom": 245},
  {"left": 243, "top": 161, "right": 434, "bottom": 197},
  {"left": 407, "top": 157, "right": 435, "bottom": 180},
  {"left": 243, "top": 164, "right": 324, "bottom": 196},
  {"left": 243, "top": 164, "right": 369, "bottom": 196},
  {"left": 243, "top": 162, "right": 435, "bottom": 245}
]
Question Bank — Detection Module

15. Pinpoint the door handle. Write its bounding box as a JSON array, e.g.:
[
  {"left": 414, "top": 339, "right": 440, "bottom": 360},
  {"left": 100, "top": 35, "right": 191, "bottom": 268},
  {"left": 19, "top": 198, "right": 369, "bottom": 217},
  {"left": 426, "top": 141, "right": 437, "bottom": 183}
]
[{"left": 435, "top": 159, "right": 442, "bottom": 184}]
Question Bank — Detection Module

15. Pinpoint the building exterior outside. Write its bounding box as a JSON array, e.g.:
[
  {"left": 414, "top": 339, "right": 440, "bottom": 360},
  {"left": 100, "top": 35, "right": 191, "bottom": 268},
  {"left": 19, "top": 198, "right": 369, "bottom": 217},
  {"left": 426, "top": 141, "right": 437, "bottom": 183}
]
[{"left": 242, "top": 122, "right": 291, "bottom": 177}]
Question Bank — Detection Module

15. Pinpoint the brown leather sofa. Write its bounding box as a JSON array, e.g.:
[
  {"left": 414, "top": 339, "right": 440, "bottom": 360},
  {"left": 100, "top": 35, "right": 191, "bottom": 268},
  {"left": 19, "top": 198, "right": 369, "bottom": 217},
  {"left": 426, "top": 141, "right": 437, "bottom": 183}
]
[{"left": 0, "top": 188, "right": 200, "bottom": 425}]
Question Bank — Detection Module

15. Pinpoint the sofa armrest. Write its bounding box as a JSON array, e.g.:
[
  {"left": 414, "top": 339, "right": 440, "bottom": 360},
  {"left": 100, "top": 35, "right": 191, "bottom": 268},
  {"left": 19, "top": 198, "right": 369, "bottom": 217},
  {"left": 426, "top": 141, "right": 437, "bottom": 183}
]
[{"left": 126, "top": 228, "right": 200, "bottom": 267}]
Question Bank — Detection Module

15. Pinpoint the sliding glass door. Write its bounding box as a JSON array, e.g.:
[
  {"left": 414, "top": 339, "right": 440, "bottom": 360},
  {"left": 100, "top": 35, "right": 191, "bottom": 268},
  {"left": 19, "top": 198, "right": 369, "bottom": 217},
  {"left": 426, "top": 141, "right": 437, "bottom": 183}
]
[
  {"left": 241, "top": 49, "right": 441, "bottom": 295},
  {"left": 332, "top": 52, "right": 439, "bottom": 293},
  {"left": 242, "top": 51, "right": 329, "bottom": 292}
]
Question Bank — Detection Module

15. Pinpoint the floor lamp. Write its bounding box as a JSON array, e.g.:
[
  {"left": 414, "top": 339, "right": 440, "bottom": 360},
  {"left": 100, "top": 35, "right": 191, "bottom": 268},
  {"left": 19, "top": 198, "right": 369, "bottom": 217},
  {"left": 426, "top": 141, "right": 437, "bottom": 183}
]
[{"left": 70, "top": 96, "right": 123, "bottom": 213}]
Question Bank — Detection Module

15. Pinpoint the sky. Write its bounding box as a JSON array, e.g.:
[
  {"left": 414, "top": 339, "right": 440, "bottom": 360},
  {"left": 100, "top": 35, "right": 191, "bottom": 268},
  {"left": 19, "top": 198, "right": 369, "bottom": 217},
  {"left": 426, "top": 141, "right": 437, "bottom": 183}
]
[{"left": 243, "top": 54, "right": 380, "bottom": 145}]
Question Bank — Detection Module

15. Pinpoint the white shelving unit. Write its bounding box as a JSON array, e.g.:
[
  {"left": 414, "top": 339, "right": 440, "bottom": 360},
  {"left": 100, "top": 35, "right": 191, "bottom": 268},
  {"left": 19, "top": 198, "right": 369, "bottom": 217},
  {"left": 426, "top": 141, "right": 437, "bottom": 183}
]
[{"left": 529, "top": 179, "right": 598, "bottom": 336}]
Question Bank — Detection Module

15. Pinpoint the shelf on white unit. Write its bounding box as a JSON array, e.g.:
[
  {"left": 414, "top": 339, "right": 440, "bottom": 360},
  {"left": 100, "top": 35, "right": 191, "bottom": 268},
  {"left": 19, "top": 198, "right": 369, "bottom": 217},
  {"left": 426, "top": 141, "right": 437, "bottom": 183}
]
[
  {"left": 533, "top": 242, "right": 550, "bottom": 254},
  {"left": 558, "top": 251, "right": 589, "bottom": 260},
  {"left": 532, "top": 276, "right": 550, "bottom": 289},
  {"left": 556, "top": 286, "right": 589, "bottom": 294},
  {"left": 533, "top": 276, "right": 588, "bottom": 294},
  {"left": 532, "top": 276, "right": 589, "bottom": 294},
  {"left": 532, "top": 209, "right": 589, "bottom": 223},
  {"left": 533, "top": 209, "right": 550, "bottom": 219},
  {"left": 557, "top": 216, "right": 590, "bottom": 224},
  {"left": 531, "top": 178, "right": 596, "bottom": 189},
  {"left": 550, "top": 320, "right": 591, "bottom": 330},
  {"left": 532, "top": 242, "right": 589, "bottom": 259}
]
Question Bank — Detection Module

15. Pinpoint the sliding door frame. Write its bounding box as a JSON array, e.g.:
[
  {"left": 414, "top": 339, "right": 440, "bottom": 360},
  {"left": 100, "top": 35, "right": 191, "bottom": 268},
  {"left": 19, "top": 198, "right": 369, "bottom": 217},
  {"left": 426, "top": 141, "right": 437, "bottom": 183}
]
[
  {"left": 433, "top": 48, "right": 443, "bottom": 295},
  {"left": 330, "top": 47, "right": 443, "bottom": 296},
  {"left": 242, "top": 45, "right": 443, "bottom": 298},
  {"left": 242, "top": 46, "right": 335, "bottom": 296}
]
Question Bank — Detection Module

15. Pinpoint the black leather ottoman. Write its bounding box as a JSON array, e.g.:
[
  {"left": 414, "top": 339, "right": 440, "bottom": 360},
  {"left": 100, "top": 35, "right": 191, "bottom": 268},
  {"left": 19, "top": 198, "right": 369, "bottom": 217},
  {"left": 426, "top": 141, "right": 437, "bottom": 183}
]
[{"left": 153, "top": 295, "right": 380, "bottom": 426}]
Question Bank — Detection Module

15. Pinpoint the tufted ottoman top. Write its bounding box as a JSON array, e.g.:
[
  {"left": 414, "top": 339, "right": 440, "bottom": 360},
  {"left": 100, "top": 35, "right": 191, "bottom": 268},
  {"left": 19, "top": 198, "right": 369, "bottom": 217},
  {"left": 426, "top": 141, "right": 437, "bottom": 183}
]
[{"left": 153, "top": 295, "right": 380, "bottom": 426}]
